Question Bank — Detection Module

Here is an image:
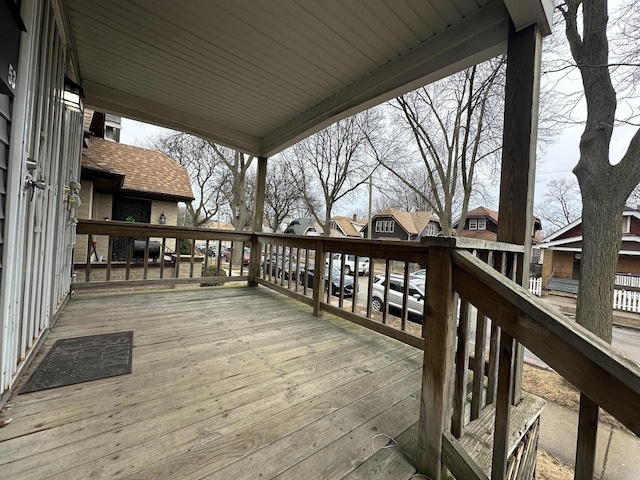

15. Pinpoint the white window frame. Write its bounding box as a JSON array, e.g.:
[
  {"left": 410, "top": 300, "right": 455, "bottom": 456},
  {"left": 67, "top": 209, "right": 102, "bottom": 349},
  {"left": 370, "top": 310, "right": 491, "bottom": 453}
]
[
  {"left": 477, "top": 218, "right": 487, "bottom": 230},
  {"left": 469, "top": 218, "right": 478, "bottom": 230}
]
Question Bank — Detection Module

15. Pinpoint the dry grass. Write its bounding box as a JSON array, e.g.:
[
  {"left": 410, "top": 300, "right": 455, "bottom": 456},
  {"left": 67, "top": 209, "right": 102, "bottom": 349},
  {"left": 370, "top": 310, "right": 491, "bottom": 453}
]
[{"left": 536, "top": 449, "right": 574, "bottom": 480}]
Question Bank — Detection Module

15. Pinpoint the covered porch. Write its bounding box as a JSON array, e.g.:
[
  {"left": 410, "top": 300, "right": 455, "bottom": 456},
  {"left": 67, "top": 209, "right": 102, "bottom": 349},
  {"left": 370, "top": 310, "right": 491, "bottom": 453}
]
[{"left": 2, "top": 1, "right": 639, "bottom": 479}]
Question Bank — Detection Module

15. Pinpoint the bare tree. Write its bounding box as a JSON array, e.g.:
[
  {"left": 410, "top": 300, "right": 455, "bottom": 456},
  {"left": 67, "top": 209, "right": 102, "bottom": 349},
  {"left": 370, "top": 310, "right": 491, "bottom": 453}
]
[
  {"left": 208, "top": 144, "right": 255, "bottom": 231},
  {"left": 146, "top": 132, "right": 227, "bottom": 227},
  {"left": 559, "top": 0, "right": 640, "bottom": 342},
  {"left": 535, "top": 177, "right": 582, "bottom": 235},
  {"left": 373, "top": 59, "right": 505, "bottom": 235},
  {"left": 262, "top": 158, "right": 304, "bottom": 232},
  {"left": 286, "top": 110, "right": 380, "bottom": 236}
]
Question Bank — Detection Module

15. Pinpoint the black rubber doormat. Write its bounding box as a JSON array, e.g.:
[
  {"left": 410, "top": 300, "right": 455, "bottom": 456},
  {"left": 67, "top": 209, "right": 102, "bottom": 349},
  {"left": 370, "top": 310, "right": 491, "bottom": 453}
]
[{"left": 20, "top": 331, "right": 133, "bottom": 394}]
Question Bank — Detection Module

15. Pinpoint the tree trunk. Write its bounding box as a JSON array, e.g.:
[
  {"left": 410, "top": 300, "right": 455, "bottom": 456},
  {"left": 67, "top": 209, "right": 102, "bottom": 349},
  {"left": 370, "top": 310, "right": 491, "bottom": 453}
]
[{"left": 574, "top": 175, "right": 625, "bottom": 343}]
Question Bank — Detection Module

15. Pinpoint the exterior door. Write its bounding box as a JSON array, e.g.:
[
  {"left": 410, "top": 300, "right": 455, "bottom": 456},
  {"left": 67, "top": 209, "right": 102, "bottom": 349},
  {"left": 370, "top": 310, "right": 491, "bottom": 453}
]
[{"left": 112, "top": 197, "right": 151, "bottom": 260}]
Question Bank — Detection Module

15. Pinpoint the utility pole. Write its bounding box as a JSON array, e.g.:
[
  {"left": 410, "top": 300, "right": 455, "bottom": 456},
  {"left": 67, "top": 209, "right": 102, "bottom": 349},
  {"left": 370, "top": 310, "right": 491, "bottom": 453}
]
[{"left": 367, "top": 174, "right": 372, "bottom": 239}]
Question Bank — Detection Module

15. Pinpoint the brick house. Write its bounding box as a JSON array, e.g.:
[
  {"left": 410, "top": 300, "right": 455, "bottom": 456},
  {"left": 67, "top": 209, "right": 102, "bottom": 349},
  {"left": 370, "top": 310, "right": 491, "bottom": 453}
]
[
  {"left": 539, "top": 206, "right": 640, "bottom": 289},
  {"left": 360, "top": 209, "right": 440, "bottom": 241},
  {"left": 75, "top": 110, "right": 194, "bottom": 262}
]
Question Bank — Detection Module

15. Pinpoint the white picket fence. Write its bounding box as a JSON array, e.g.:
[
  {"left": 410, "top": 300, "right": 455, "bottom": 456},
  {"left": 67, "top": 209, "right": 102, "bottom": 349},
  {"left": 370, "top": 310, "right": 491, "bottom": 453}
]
[
  {"left": 529, "top": 277, "right": 542, "bottom": 297},
  {"left": 615, "top": 273, "right": 640, "bottom": 289},
  {"left": 613, "top": 289, "right": 640, "bottom": 313}
]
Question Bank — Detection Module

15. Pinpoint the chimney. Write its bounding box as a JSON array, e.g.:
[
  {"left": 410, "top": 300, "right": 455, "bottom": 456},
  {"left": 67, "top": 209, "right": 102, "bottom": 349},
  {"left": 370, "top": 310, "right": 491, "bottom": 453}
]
[
  {"left": 637, "top": 204, "right": 640, "bottom": 211},
  {"left": 353, "top": 214, "right": 357, "bottom": 222}
]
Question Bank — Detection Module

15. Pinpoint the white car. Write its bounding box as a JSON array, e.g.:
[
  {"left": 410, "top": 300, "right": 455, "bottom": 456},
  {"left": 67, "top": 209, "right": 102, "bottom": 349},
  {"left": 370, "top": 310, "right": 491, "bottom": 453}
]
[
  {"left": 329, "top": 253, "right": 370, "bottom": 276},
  {"left": 370, "top": 274, "right": 425, "bottom": 323}
]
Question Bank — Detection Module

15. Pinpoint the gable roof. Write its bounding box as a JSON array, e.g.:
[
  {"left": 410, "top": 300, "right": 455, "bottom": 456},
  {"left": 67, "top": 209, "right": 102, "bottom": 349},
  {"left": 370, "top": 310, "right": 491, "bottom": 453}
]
[
  {"left": 372, "top": 209, "right": 438, "bottom": 235},
  {"left": 331, "top": 216, "right": 362, "bottom": 237},
  {"left": 541, "top": 207, "right": 640, "bottom": 244},
  {"left": 284, "top": 218, "right": 322, "bottom": 236},
  {"left": 82, "top": 137, "right": 194, "bottom": 202}
]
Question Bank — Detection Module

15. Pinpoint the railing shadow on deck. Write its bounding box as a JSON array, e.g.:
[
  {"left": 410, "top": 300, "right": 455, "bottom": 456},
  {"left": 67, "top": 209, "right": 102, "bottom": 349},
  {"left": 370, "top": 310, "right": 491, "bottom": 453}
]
[{"left": 73, "top": 220, "right": 640, "bottom": 480}]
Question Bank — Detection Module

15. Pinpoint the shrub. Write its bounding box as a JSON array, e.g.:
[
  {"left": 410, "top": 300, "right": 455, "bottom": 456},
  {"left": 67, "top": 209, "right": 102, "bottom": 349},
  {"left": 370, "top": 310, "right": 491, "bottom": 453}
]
[
  {"left": 201, "top": 264, "right": 227, "bottom": 287},
  {"left": 180, "top": 239, "right": 192, "bottom": 255}
]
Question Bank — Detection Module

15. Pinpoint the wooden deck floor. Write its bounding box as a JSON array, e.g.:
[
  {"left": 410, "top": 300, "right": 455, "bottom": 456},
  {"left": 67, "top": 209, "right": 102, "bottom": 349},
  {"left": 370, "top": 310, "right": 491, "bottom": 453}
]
[{"left": 0, "top": 286, "right": 423, "bottom": 479}]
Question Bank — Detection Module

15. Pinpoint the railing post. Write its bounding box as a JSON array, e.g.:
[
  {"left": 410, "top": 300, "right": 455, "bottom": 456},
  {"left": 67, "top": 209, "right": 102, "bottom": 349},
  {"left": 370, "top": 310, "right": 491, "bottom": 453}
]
[
  {"left": 417, "top": 245, "right": 456, "bottom": 479},
  {"left": 312, "top": 240, "right": 325, "bottom": 317},
  {"left": 248, "top": 156, "right": 267, "bottom": 287}
]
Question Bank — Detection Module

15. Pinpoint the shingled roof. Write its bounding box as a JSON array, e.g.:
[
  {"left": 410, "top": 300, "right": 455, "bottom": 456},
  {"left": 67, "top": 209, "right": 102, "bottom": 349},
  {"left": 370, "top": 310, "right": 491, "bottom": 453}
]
[
  {"left": 375, "top": 209, "right": 437, "bottom": 235},
  {"left": 82, "top": 137, "right": 194, "bottom": 201}
]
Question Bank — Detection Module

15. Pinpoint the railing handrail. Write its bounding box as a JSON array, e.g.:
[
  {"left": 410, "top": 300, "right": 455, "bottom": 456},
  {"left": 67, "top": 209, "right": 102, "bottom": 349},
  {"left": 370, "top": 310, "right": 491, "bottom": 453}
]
[
  {"left": 451, "top": 249, "right": 640, "bottom": 435},
  {"left": 76, "top": 219, "right": 253, "bottom": 242}
]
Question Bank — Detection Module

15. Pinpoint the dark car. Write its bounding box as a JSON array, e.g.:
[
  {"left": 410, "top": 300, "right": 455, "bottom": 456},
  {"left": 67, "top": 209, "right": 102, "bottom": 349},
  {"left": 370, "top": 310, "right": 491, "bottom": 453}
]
[{"left": 299, "top": 266, "right": 355, "bottom": 297}]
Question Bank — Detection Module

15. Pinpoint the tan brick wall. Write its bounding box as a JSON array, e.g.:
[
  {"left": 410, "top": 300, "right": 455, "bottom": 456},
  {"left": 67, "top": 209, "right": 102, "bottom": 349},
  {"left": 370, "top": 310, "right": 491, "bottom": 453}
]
[
  {"left": 617, "top": 255, "right": 640, "bottom": 275},
  {"left": 151, "top": 200, "right": 178, "bottom": 226},
  {"left": 552, "top": 251, "right": 574, "bottom": 279}
]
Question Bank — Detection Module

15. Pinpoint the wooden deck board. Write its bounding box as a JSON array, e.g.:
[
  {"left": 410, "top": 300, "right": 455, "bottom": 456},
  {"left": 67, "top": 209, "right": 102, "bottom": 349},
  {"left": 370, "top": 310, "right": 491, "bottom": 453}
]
[{"left": 0, "top": 286, "right": 422, "bottom": 480}]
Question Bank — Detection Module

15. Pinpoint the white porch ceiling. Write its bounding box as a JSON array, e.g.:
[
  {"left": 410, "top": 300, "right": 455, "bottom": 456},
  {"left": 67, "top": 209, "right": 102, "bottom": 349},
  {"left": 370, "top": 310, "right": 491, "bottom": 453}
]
[{"left": 67, "top": 0, "right": 552, "bottom": 157}]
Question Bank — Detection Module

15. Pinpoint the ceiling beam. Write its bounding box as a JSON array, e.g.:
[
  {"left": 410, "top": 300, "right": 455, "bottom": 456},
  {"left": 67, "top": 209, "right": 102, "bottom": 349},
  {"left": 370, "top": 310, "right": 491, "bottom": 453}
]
[
  {"left": 83, "top": 81, "right": 263, "bottom": 155},
  {"left": 260, "top": 0, "right": 509, "bottom": 157}
]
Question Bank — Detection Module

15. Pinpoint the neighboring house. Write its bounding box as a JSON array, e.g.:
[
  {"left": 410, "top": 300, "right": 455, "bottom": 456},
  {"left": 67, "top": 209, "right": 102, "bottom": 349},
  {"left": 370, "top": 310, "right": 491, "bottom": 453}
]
[
  {"left": 539, "top": 206, "right": 640, "bottom": 290},
  {"left": 329, "top": 215, "right": 366, "bottom": 238},
  {"left": 284, "top": 218, "right": 322, "bottom": 236},
  {"left": 455, "top": 206, "right": 543, "bottom": 260},
  {"left": 361, "top": 209, "right": 440, "bottom": 241},
  {"left": 76, "top": 110, "right": 194, "bottom": 262}
]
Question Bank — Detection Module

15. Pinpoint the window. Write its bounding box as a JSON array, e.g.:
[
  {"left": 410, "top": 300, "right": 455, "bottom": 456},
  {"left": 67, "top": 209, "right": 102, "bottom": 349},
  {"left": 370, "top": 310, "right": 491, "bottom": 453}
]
[
  {"left": 424, "top": 224, "right": 437, "bottom": 236},
  {"left": 477, "top": 218, "right": 487, "bottom": 230},
  {"left": 469, "top": 218, "right": 477, "bottom": 230},
  {"left": 330, "top": 220, "right": 339, "bottom": 230},
  {"left": 375, "top": 220, "right": 395, "bottom": 233},
  {"left": 389, "top": 281, "right": 402, "bottom": 292}
]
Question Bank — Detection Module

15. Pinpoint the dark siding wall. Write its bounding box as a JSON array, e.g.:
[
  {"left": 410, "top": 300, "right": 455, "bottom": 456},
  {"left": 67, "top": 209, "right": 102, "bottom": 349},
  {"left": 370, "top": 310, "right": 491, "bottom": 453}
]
[
  {"left": 629, "top": 217, "right": 640, "bottom": 235},
  {"left": 368, "top": 216, "right": 409, "bottom": 240}
]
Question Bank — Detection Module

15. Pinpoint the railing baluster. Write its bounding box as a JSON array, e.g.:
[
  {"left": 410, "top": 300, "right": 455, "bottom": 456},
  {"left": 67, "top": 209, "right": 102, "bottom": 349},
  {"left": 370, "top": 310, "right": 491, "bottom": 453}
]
[
  {"left": 262, "top": 243, "right": 268, "bottom": 280},
  {"left": 143, "top": 238, "right": 150, "bottom": 280},
  {"left": 303, "top": 248, "right": 310, "bottom": 296},
  {"left": 106, "top": 236, "right": 113, "bottom": 281},
  {"left": 216, "top": 240, "right": 222, "bottom": 273},
  {"left": 575, "top": 394, "right": 599, "bottom": 480},
  {"left": 204, "top": 240, "right": 210, "bottom": 277},
  {"left": 228, "top": 241, "right": 234, "bottom": 277},
  {"left": 126, "top": 237, "right": 133, "bottom": 280},
  {"left": 312, "top": 242, "right": 324, "bottom": 316},
  {"left": 486, "top": 320, "right": 501, "bottom": 406},
  {"left": 352, "top": 255, "right": 359, "bottom": 314},
  {"left": 327, "top": 252, "right": 334, "bottom": 304},
  {"left": 160, "top": 238, "right": 166, "bottom": 279},
  {"left": 174, "top": 238, "right": 181, "bottom": 279},
  {"left": 491, "top": 330, "right": 516, "bottom": 480},
  {"left": 295, "top": 248, "right": 301, "bottom": 292},
  {"left": 452, "top": 296, "right": 470, "bottom": 439},
  {"left": 366, "top": 258, "right": 375, "bottom": 319},
  {"left": 287, "top": 247, "right": 293, "bottom": 290},
  {"left": 85, "top": 234, "right": 93, "bottom": 282},
  {"left": 471, "top": 310, "right": 487, "bottom": 420},
  {"left": 279, "top": 246, "right": 285, "bottom": 287},
  {"left": 401, "top": 261, "right": 410, "bottom": 331},
  {"left": 267, "top": 243, "right": 274, "bottom": 282},
  {"left": 188, "top": 239, "right": 194, "bottom": 277},
  {"left": 382, "top": 259, "right": 390, "bottom": 324},
  {"left": 338, "top": 254, "right": 346, "bottom": 308}
]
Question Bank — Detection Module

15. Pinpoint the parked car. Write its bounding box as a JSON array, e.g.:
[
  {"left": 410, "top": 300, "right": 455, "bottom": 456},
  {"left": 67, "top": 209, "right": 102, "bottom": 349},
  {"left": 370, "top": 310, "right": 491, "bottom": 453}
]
[
  {"left": 268, "top": 257, "right": 298, "bottom": 280},
  {"left": 223, "top": 246, "right": 251, "bottom": 265},
  {"left": 300, "top": 265, "right": 355, "bottom": 297},
  {"left": 370, "top": 274, "right": 425, "bottom": 323},
  {"left": 411, "top": 268, "right": 427, "bottom": 279},
  {"left": 328, "top": 253, "right": 370, "bottom": 276}
]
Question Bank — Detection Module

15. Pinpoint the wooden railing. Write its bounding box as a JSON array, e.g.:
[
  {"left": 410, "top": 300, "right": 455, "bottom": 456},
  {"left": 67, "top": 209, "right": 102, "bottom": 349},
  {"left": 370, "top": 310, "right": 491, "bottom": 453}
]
[
  {"left": 74, "top": 220, "right": 252, "bottom": 289},
  {"left": 72, "top": 222, "right": 640, "bottom": 480}
]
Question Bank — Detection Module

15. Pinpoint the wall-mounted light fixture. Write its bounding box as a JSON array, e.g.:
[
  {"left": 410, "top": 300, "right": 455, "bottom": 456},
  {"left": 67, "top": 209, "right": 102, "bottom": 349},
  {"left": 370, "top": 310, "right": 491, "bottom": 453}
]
[
  {"left": 159, "top": 212, "right": 166, "bottom": 225},
  {"left": 63, "top": 76, "right": 82, "bottom": 112}
]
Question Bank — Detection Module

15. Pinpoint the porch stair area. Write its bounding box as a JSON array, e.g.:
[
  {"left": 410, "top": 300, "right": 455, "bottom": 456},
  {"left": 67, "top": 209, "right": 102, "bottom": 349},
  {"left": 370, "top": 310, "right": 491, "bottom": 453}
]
[{"left": 547, "top": 278, "right": 579, "bottom": 296}]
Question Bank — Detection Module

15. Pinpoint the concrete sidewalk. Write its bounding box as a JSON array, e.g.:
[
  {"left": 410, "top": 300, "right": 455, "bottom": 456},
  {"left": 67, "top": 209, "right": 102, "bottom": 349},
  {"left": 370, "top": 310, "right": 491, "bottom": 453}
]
[{"left": 539, "top": 401, "right": 640, "bottom": 479}]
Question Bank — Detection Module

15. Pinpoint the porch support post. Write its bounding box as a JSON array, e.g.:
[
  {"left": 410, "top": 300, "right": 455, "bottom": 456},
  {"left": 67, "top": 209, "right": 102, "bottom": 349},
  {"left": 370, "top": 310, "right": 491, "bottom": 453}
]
[
  {"left": 493, "top": 20, "right": 542, "bottom": 480},
  {"left": 416, "top": 245, "right": 457, "bottom": 479},
  {"left": 248, "top": 156, "right": 267, "bottom": 286},
  {"left": 496, "top": 20, "right": 542, "bottom": 405},
  {"left": 312, "top": 239, "right": 325, "bottom": 317}
]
